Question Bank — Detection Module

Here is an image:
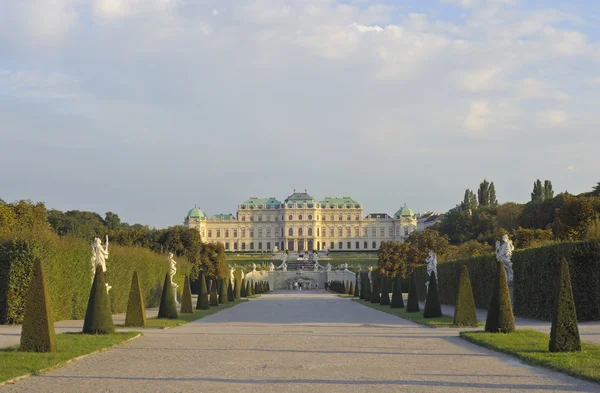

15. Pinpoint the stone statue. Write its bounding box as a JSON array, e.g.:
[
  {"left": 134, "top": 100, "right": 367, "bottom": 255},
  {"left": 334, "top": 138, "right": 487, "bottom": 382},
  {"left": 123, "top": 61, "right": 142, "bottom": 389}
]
[
  {"left": 425, "top": 251, "right": 438, "bottom": 293},
  {"left": 91, "top": 236, "right": 111, "bottom": 293},
  {"left": 325, "top": 263, "right": 332, "bottom": 272},
  {"left": 252, "top": 263, "right": 257, "bottom": 272},
  {"left": 343, "top": 263, "right": 349, "bottom": 271},
  {"left": 368, "top": 266, "right": 373, "bottom": 292},
  {"left": 496, "top": 234, "right": 514, "bottom": 282},
  {"left": 168, "top": 253, "right": 180, "bottom": 306},
  {"left": 277, "top": 254, "right": 288, "bottom": 271},
  {"left": 357, "top": 267, "right": 361, "bottom": 290},
  {"left": 269, "top": 262, "right": 275, "bottom": 272},
  {"left": 230, "top": 267, "right": 235, "bottom": 284}
]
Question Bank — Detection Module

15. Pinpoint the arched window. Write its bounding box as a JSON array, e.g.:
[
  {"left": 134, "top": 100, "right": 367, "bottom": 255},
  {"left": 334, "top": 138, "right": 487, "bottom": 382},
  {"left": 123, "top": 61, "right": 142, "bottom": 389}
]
[
  {"left": 225, "top": 242, "right": 230, "bottom": 250},
  {"left": 299, "top": 215, "right": 303, "bottom": 220},
  {"left": 234, "top": 242, "right": 238, "bottom": 250},
  {"left": 308, "top": 215, "right": 313, "bottom": 220},
  {"left": 241, "top": 216, "right": 246, "bottom": 222},
  {"left": 308, "top": 228, "right": 313, "bottom": 236},
  {"left": 338, "top": 227, "right": 342, "bottom": 237},
  {"left": 372, "top": 241, "right": 376, "bottom": 249},
  {"left": 346, "top": 227, "right": 351, "bottom": 237},
  {"left": 241, "top": 228, "right": 246, "bottom": 238},
  {"left": 299, "top": 228, "right": 303, "bottom": 236},
  {"left": 339, "top": 215, "right": 343, "bottom": 221},
  {"left": 364, "top": 241, "right": 368, "bottom": 249},
  {"left": 258, "top": 228, "right": 263, "bottom": 237},
  {"left": 347, "top": 215, "right": 351, "bottom": 221},
  {"left": 288, "top": 228, "right": 293, "bottom": 236}
]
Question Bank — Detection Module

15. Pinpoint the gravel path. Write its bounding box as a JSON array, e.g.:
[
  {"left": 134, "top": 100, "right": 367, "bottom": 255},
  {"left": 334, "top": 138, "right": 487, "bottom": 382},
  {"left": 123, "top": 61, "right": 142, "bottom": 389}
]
[{"left": 3, "top": 291, "right": 598, "bottom": 392}]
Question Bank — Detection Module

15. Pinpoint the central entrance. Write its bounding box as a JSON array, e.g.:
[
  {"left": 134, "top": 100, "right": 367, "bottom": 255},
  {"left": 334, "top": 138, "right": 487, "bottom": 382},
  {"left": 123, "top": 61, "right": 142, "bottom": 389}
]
[
  {"left": 297, "top": 239, "right": 304, "bottom": 252},
  {"left": 288, "top": 240, "right": 294, "bottom": 251},
  {"left": 307, "top": 240, "right": 314, "bottom": 251}
]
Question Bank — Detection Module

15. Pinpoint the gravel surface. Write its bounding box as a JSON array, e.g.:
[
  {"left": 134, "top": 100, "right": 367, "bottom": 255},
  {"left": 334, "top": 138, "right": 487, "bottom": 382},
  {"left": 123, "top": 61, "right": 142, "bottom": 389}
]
[{"left": 3, "top": 291, "right": 598, "bottom": 393}]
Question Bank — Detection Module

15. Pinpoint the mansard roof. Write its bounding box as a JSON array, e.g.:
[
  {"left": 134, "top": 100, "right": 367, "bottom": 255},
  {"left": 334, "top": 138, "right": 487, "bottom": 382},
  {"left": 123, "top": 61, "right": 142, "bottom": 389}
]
[
  {"left": 284, "top": 191, "right": 315, "bottom": 203},
  {"left": 319, "top": 196, "right": 361, "bottom": 208},
  {"left": 240, "top": 197, "right": 282, "bottom": 209}
]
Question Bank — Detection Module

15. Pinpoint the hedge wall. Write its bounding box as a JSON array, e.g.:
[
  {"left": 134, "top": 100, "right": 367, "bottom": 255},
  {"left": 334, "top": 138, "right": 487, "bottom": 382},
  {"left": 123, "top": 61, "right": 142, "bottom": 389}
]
[
  {"left": 413, "top": 241, "right": 600, "bottom": 322},
  {"left": 0, "top": 234, "right": 190, "bottom": 324}
]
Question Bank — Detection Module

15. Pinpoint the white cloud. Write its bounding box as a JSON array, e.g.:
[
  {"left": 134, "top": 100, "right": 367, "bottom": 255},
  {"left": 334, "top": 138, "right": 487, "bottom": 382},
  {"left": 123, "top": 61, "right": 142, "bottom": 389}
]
[
  {"left": 465, "top": 100, "right": 491, "bottom": 133},
  {"left": 537, "top": 110, "right": 568, "bottom": 128}
]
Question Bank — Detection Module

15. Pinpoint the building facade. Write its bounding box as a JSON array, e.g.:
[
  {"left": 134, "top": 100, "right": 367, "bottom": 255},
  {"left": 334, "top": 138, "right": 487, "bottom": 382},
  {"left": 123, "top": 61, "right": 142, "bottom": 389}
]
[{"left": 184, "top": 191, "right": 418, "bottom": 252}]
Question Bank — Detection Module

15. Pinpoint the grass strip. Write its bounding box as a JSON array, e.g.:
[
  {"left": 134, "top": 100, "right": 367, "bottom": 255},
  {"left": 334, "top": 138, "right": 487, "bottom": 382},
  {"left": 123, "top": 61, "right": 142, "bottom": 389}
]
[
  {"left": 145, "top": 299, "right": 248, "bottom": 328},
  {"left": 352, "top": 298, "right": 484, "bottom": 327},
  {"left": 0, "top": 332, "right": 139, "bottom": 384},
  {"left": 461, "top": 330, "right": 600, "bottom": 384}
]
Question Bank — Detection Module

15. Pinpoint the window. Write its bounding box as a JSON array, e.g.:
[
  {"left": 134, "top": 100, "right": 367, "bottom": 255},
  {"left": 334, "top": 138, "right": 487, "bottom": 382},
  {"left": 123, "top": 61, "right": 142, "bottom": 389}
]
[
  {"left": 338, "top": 241, "right": 343, "bottom": 249},
  {"left": 346, "top": 227, "right": 351, "bottom": 237},
  {"left": 289, "top": 215, "right": 293, "bottom": 220},
  {"left": 299, "top": 215, "right": 303, "bottom": 220},
  {"left": 250, "top": 229, "right": 254, "bottom": 238},
  {"left": 242, "top": 243, "right": 246, "bottom": 250},
  {"left": 339, "top": 215, "right": 343, "bottom": 221},
  {"left": 371, "top": 228, "right": 376, "bottom": 237},
  {"left": 241, "top": 229, "right": 246, "bottom": 238},
  {"left": 396, "top": 226, "right": 400, "bottom": 236},
  {"left": 242, "top": 216, "right": 246, "bottom": 222},
  {"left": 216, "top": 230, "right": 220, "bottom": 238},
  {"left": 356, "top": 241, "right": 360, "bottom": 249},
  {"left": 267, "top": 242, "right": 271, "bottom": 250},
  {"left": 250, "top": 243, "right": 254, "bottom": 250},
  {"left": 208, "top": 230, "right": 212, "bottom": 238},
  {"left": 258, "top": 228, "right": 263, "bottom": 237},
  {"left": 330, "top": 214, "right": 334, "bottom": 221},
  {"left": 330, "top": 228, "right": 334, "bottom": 237},
  {"left": 258, "top": 242, "right": 263, "bottom": 250},
  {"left": 405, "top": 228, "right": 409, "bottom": 236},
  {"left": 323, "top": 215, "right": 326, "bottom": 221},
  {"left": 330, "top": 241, "right": 334, "bottom": 249},
  {"left": 380, "top": 228, "right": 385, "bottom": 237},
  {"left": 225, "top": 242, "right": 230, "bottom": 250},
  {"left": 356, "top": 215, "right": 360, "bottom": 221},
  {"left": 250, "top": 216, "right": 254, "bottom": 221},
  {"left": 267, "top": 228, "right": 271, "bottom": 237},
  {"left": 389, "top": 228, "right": 393, "bottom": 237},
  {"left": 317, "top": 228, "right": 320, "bottom": 236},
  {"left": 363, "top": 228, "right": 368, "bottom": 237},
  {"left": 347, "top": 215, "right": 351, "bottom": 221},
  {"left": 259, "top": 215, "right": 263, "bottom": 222},
  {"left": 299, "top": 228, "right": 303, "bottom": 236},
  {"left": 347, "top": 241, "right": 351, "bottom": 249},
  {"left": 234, "top": 230, "right": 238, "bottom": 237},
  {"left": 225, "top": 230, "right": 229, "bottom": 238},
  {"left": 234, "top": 242, "right": 238, "bottom": 250},
  {"left": 364, "top": 241, "right": 367, "bottom": 249},
  {"left": 354, "top": 228, "right": 359, "bottom": 237},
  {"left": 308, "top": 228, "right": 313, "bottom": 236},
  {"left": 289, "top": 228, "right": 293, "bottom": 236},
  {"left": 338, "top": 228, "right": 342, "bottom": 237},
  {"left": 281, "top": 228, "right": 284, "bottom": 236},
  {"left": 372, "top": 241, "right": 377, "bottom": 249}
]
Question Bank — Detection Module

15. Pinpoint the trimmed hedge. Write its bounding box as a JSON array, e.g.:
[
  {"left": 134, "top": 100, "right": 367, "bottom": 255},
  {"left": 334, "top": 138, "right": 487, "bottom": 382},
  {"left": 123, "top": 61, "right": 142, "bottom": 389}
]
[
  {"left": 180, "top": 275, "right": 194, "bottom": 314},
  {"left": 549, "top": 259, "right": 581, "bottom": 352},
  {"left": 125, "top": 271, "right": 146, "bottom": 327},
  {"left": 82, "top": 265, "right": 115, "bottom": 334},
  {"left": 0, "top": 235, "right": 190, "bottom": 325},
  {"left": 413, "top": 241, "right": 600, "bottom": 322},
  {"left": 158, "top": 273, "right": 178, "bottom": 319}
]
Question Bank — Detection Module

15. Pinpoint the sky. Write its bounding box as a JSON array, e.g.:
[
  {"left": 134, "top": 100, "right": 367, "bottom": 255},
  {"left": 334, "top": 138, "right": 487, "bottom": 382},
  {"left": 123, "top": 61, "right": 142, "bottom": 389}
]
[{"left": 1, "top": 0, "right": 599, "bottom": 228}]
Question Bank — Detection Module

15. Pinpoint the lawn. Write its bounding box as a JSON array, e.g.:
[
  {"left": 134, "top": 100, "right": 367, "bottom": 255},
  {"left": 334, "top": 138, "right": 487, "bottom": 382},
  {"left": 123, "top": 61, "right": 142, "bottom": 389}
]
[
  {"left": 0, "top": 332, "right": 139, "bottom": 384},
  {"left": 461, "top": 330, "right": 600, "bottom": 384},
  {"left": 352, "top": 298, "right": 483, "bottom": 327},
  {"left": 145, "top": 299, "right": 248, "bottom": 328}
]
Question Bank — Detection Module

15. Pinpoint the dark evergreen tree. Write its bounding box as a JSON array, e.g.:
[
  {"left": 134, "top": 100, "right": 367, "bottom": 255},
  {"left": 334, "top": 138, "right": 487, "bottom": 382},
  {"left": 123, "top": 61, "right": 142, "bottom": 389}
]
[
  {"left": 453, "top": 265, "right": 477, "bottom": 327},
  {"left": 219, "top": 277, "right": 228, "bottom": 304},
  {"left": 543, "top": 180, "right": 554, "bottom": 201},
  {"left": 209, "top": 279, "right": 219, "bottom": 306},
  {"left": 241, "top": 278, "right": 247, "bottom": 297},
  {"left": 359, "top": 273, "right": 366, "bottom": 300},
  {"left": 349, "top": 281, "right": 355, "bottom": 296},
  {"left": 406, "top": 271, "right": 420, "bottom": 312},
  {"left": 354, "top": 275, "right": 359, "bottom": 297},
  {"left": 247, "top": 280, "right": 254, "bottom": 296},
  {"left": 158, "top": 273, "right": 178, "bottom": 319},
  {"left": 549, "top": 259, "right": 581, "bottom": 352},
  {"left": 125, "top": 271, "right": 147, "bottom": 326},
  {"left": 485, "top": 261, "right": 515, "bottom": 333},
  {"left": 180, "top": 275, "right": 194, "bottom": 313},
  {"left": 83, "top": 265, "right": 115, "bottom": 333},
  {"left": 477, "top": 179, "right": 490, "bottom": 207},
  {"left": 20, "top": 259, "right": 57, "bottom": 352},
  {"left": 391, "top": 274, "right": 404, "bottom": 308},
  {"left": 234, "top": 275, "right": 242, "bottom": 299},
  {"left": 423, "top": 272, "right": 442, "bottom": 318},
  {"left": 227, "top": 279, "right": 235, "bottom": 302},
  {"left": 379, "top": 277, "right": 391, "bottom": 306},
  {"left": 196, "top": 273, "right": 209, "bottom": 310},
  {"left": 370, "top": 271, "right": 381, "bottom": 303},
  {"left": 531, "top": 179, "right": 544, "bottom": 203},
  {"left": 461, "top": 189, "right": 477, "bottom": 211}
]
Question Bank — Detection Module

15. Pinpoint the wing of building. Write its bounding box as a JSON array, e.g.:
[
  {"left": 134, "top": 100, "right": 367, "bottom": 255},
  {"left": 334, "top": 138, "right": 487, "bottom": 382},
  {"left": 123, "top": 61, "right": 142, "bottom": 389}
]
[{"left": 184, "top": 190, "right": 418, "bottom": 252}]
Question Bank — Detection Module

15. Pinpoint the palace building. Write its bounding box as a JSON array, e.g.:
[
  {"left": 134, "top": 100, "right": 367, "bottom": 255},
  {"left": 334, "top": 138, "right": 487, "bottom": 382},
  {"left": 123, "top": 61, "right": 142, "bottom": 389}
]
[{"left": 184, "top": 191, "right": 418, "bottom": 252}]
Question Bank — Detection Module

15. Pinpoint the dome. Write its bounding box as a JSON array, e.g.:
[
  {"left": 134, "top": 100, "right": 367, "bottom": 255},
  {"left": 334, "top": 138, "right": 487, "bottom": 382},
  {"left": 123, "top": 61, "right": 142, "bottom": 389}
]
[
  {"left": 187, "top": 206, "right": 206, "bottom": 219},
  {"left": 394, "top": 204, "right": 414, "bottom": 219}
]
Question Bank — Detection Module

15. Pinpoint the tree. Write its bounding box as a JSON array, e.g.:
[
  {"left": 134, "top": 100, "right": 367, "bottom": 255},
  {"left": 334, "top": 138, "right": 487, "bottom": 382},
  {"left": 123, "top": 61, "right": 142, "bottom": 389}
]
[
  {"left": 209, "top": 279, "right": 219, "bottom": 306},
  {"left": 406, "top": 230, "right": 449, "bottom": 268},
  {"left": 592, "top": 182, "right": 600, "bottom": 197},
  {"left": 196, "top": 273, "right": 209, "bottom": 310},
  {"left": 20, "top": 259, "right": 57, "bottom": 352},
  {"left": 234, "top": 273, "right": 242, "bottom": 299},
  {"left": 158, "top": 273, "right": 178, "bottom": 319},
  {"left": 406, "top": 272, "right": 420, "bottom": 312},
  {"left": 549, "top": 259, "right": 581, "bottom": 352},
  {"left": 488, "top": 182, "right": 498, "bottom": 207},
  {"left": 531, "top": 179, "right": 544, "bottom": 203},
  {"left": 484, "top": 261, "right": 515, "bottom": 333},
  {"left": 83, "top": 265, "right": 115, "bottom": 334},
  {"left": 553, "top": 195, "right": 595, "bottom": 240},
  {"left": 496, "top": 203, "right": 523, "bottom": 231},
  {"left": 390, "top": 274, "right": 405, "bottom": 308},
  {"left": 423, "top": 272, "right": 442, "bottom": 318},
  {"left": 227, "top": 278, "right": 235, "bottom": 302},
  {"left": 180, "top": 276, "right": 194, "bottom": 313},
  {"left": 461, "top": 189, "right": 478, "bottom": 211},
  {"left": 453, "top": 265, "right": 477, "bottom": 327},
  {"left": 349, "top": 281, "right": 355, "bottom": 296},
  {"left": 378, "top": 241, "right": 410, "bottom": 279},
  {"left": 104, "top": 212, "right": 121, "bottom": 230},
  {"left": 219, "top": 277, "right": 228, "bottom": 304},
  {"left": 379, "top": 277, "right": 390, "bottom": 306},
  {"left": 125, "top": 271, "right": 147, "bottom": 326},
  {"left": 543, "top": 180, "right": 554, "bottom": 201},
  {"left": 370, "top": 271, "right": 380, "bottom": 303},
  {"left": 478, "top": 179, "right": 490, "bottom": 207}
]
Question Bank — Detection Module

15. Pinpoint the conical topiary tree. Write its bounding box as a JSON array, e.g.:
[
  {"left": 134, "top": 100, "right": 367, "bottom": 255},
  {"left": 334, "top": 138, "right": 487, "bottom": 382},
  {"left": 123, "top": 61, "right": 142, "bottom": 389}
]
[
  {"left": 423, "top": 271, "right": 442, "bottom": 318},
  {"left": 254, "top": 281, "right": 259, "bottom": 295},
  {"left": 485, "top": 261, "right": 515, "bottom": 333},
  {"left": 234, "top": 276, "right": 242, "bottom": 299},
  {"left": 380, "top": 277, "right": 391, "bottom": 306},
  {"left": 391, "top": 274, "right": 405, "bottom": 309},
  {"left": 219, "top": 277, "right": 228, "bottom": 304},
  {"left": 241, "top": 278, "right": 247, "bottom": 297},
  {"left": 453, "top": 265, "right": 477, "bottom": 327},
  {"left": 406, "top": 272, "right": 420, "bottom": 312},
  {"left": 180, "top": 275, "right": 194, "bottom": 313},
  {"left": 20, "top": 259, "right": 57, "bottom": 352},
  {"left": 549, "top": 258, "right": 581, "bottom": 352},
  {"left": 354, "top": 275, "right": 359, "bottom": 298},
  {"left": 158, "top": 273, "right": 178, "bottom": 319},
  {"left": 349, "top": 281, "right": 355, "bottom": 296},
  {"left": 209, "top": 279, "right": 219, "bottom": 306},
  {"left": 247, "top": 280, "right": 254, "bottom": 296},
  {"left": 228, "top": 279, "right": 235, "bottom": 302},
  {"left": 196, "top": 273, "right": 209, "bottom": 310},
  {"left": 359, "top": 273, "right": 367, "bottom": 300},
  {"left": 371, "top": 272, "right": 381, "bottom": 303},
  {"left": 344, "top": 280, "right": 348, "bottom": 295},
  {"left": 83, "top": 265, "right": 115, "bottom": 334},
  {"left": 125, "top": 271, "right": 146, "bottom": 327}
]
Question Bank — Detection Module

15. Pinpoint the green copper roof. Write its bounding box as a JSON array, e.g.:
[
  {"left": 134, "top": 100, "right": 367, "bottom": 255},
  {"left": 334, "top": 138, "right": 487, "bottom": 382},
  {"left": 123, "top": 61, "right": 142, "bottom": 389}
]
[
  {"left": 394, "top": 204, "right": 414, "bottom": 219},
  {"left": 284, "top": 192, "right": 315, "bottom": 204},
  {"left": 240, "top": 197, "right": 282, "bottom": 209},
  {"left": 187, "top": 206, "right": 206, "bottom": 219},
  {"left": 319, "top": 197, "right": 361, "bottom": 209},
  {"left": 211, "top": 214, "right": 235, "bottom": 220}
]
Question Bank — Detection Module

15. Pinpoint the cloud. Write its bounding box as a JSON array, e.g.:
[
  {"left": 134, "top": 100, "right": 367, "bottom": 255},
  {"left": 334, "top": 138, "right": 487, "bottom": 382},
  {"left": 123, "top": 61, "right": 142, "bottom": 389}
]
[{"left": 536, "top": 110, "right": 568, "bottom": 128}]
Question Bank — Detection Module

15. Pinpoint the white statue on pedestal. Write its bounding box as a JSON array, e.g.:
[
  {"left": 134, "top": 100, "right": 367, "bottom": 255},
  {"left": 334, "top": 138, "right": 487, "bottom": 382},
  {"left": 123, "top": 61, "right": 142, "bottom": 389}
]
[
  {"left": 252, "top": 263, "right": 257, "bottom": 272},
  {"left": 425, "top": 251, "right": 438, "bottom": 293},
  {"left": 91, "top": 236, "right": 111, "bottom": 293},
  {"left": 343, "top": 263, "right": 349, "bottom": 272},
  {"left": 168, "top": 253, "right": 180, "bottom": 306},
  {"left": 277, "top": 254, "right": 288, "bottom": 271},
  {"left": 368, "top": 266, "right": 373, "bottom": 292},
  {"left": 230, "top": 267, "right": 235, "bottom": 285},
  {"left": 269, "top": 262, "right": 275, "bottom": 272},
  {"left": 325, "top": 263, "right": 332, "bottom": 272},
  {"left": 496, "top": 234, "right": 514, "bottom": 282}
]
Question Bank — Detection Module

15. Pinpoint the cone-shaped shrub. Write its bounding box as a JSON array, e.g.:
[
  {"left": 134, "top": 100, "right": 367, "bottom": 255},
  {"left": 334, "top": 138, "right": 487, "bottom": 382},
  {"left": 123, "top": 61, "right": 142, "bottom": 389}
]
[
  {"left": 228, "top": 279, "right": 235, "bottom": 302},
  {"left": 180, "top": 275, "right": 194, "bottom": 313},
  {"left": 406, "top": 272, "right": 420, "bottom": 312},
  {"left": 549, "top": 259, "right": 581, "bottom": 352},
  {"left": 234, "top": 276, "right": 242, "bottom": 299},
  {"left": 343, "top": 280, "right": 348, "bottom": 295},
  {"left": 83, "top": 265, "right": 115, "bottom": 333},
  {"left": 391, "top": 275, "right": 405, "bottom": 309},
  {"left": 20, "top": 259, "right": 57, "bottom": 352},
  {"left": 219, "top": 277, "right": 228, "bottom": 304},
  {"left": 158, "top": 273, "right": 178, "bottom": 319},
  {"left": 453, "top": 265, "right": 477, "bottom": 327},
  {"left": 247, "top": 280, "right": 254, "bottom": 296},
  {"left": 380, "top": 277, "right": 391, "bottom": 306},
  {"left": 254, "top": 282, "right": 259, "bottom": 295},
  {"left": 359, "top": 273, "right": 366, "bottom": 300},
  {"left": 241, "top": 278, "right": 247, "bottom": 297},
  {"left": 354, "top": 276, "right": 359, "bottom": 297},
  {"left": 370, "top": 272, "right": 381, "bottom": 303},
  {"left": 485, "top": 261, "right": 515, "bottom": 333},
  {"left": 349, "top": 281, "right": 355, "bottom": 296},
  {"left": 209, "top": 279, "right": 219, "bottom": 306},
  {"left": 267, "top": 282, "right": 271, "bottom": 292},
  {"left": 423, "top": 271, "right": 442, "bottom": 318},
  {"left": 196, "top": 273, "right": 209, "bottom": 310},
  {"left": 125, "top": 271, "right": 146, "bottom": 327}
]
